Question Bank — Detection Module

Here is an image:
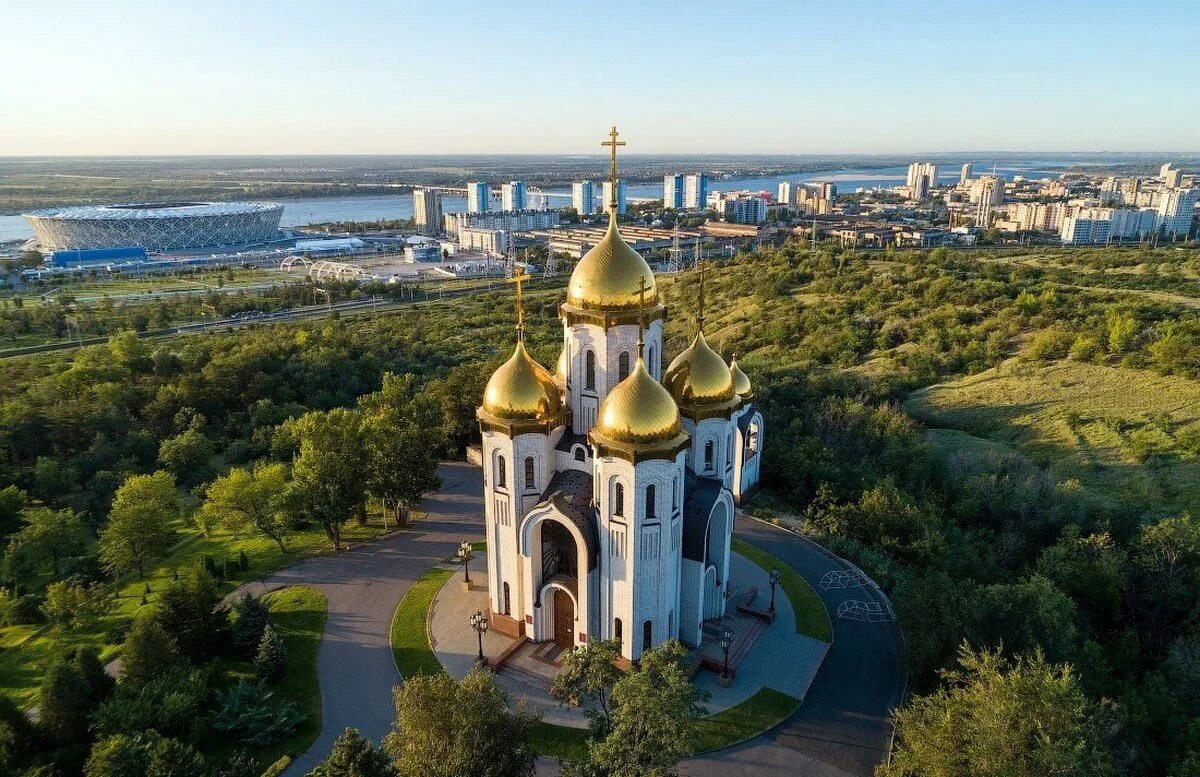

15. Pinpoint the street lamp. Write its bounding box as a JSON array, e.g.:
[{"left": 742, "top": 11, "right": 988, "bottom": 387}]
[
  {"left": 719, "top": 628, "right": 734, "bottom": 687},
  {"left": 471, "top": 610, "right": 489, "bottom": 665},
  {"left": 458, "top": 541, "right": 472, "bottom": 586},
  {"left": 768, "top": 568, "right": 781, "bottom": 614}
]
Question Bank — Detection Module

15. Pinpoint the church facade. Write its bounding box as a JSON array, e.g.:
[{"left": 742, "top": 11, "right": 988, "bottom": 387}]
[{"left": 476, "top": 128, "right": 764, "bottom": 661}]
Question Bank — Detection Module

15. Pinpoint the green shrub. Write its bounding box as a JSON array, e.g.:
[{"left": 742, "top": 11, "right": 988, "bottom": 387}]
[
  {"left": 210, "top": 679, "right": 303, "bottom": 747},
  {"left": 94, "top": 664, "right": 211, "bottom": 741},
  {"left": 254, "top": 624, "right": 288, "bottom": 683}
]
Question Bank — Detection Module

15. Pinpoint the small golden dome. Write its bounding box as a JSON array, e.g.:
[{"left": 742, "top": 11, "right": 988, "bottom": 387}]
[
  {"left": 729, "top": 355, "right": 752, "bottom": 397},
  {"left": 664, "top": 331, "right": 736, "bottom": 407},
  {"left": 594, "top": 357, "right": 682, "bottom": 445},
  {"left": 555, "top": 348, "right": 568, "bottom": 383},
  {"left": 482, "top": 340, "right": 562, "bottom": 421},
  {"left": 566, "top": 215, "right": 658, "bottom": 312}
]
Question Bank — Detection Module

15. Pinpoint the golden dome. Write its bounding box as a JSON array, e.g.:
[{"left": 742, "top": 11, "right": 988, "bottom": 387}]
[
  {"left": 593, "top": 357, "right": 682, "bottom": 445},
  {"left": 555, "top": 348, "right": 568, "bottom": 383},
  {"left": 664, "top": 331, "right": 736, "bottom": 407},
  {"left": 482, "top": 340, "right": 562, "bottom": 421},
  {"left": 729, "top": 355, "right": 752, "bottom": 397},
  {"left": 566, "top": 216, "right": 658, "bottom": 312}
]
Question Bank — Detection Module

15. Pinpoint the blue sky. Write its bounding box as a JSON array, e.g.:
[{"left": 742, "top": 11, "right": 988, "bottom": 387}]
[{"left": 3, "top": 0, "right": 1198, "bottom": 155}]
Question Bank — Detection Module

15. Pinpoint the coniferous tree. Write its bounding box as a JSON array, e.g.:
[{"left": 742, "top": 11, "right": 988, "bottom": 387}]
[
  {"left": 154, "top": 569, "right": 224, "bottom": 661},
  {"left": 307, "top": 728, "right": 397, "bottom": 777},
  {"left": 254, "top": 624, "right": 287, "bottom": 682},
  {"left": 230, "top": 593, "right": 269, "bottom": 656},
  {"left": 38, "top": 652, "right": 97, "bottom": 744},
  {"left": 120, "top": 616, "right": 179, "bottom": 686}
]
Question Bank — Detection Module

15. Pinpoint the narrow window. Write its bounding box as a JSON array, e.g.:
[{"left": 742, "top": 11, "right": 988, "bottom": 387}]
[
  {"left": 496, "top": 454, "right": 506, "bottom": 487},
  {"left": 524, "top": 456, "right": 535, "bottom": 489},
  {"left": 704, "top": 441, "right": 714, "bottom": 469},
  {"left": 668, "top": 610, "right": 674, "bottom": 638},
  {"left": 614, "top": 483, "right": 625, "bottom": 517},
  {"left": 574, "top": 447, "right": 586, "bottom": 462},
  {"left": 503, "top": 582, "right": 511, "bottom": 615},
  {"left": 642, "top": 619, "right": 652, "bottom": 652},
  {"left": 646, "top": 484, "right": 656, "bottom": 520},
  {"left": 585, "top": 350, "right": 596, "bottom": 390},
  {"left": 615, "top": 618, "right": 623, "bottom": 645},
  {"left": 648, "top": 344, "right": 656, "bottom": 373},
  {"left": 618, "top": 351, "right": 630, "bottom": 381},
  {"left": 672, "top": 475, "right": 679, "bottom": 510}
]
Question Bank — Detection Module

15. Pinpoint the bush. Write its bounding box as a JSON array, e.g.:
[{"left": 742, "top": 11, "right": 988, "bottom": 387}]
[
  {"left": 94, "top": 664, "right": 211, "bottom": 741},
  {"left": 40, "top": 581, "right": 111, "bottom": 630},
  {"left": 4, "top": 593, "right": 44, "bottom": 626},
  {"left": 1068, "top": 335, "right": 1102, "bottom": 362},
  {"left": 84, "top": 732, "right": 207, "bottom": 777},
  {"left": 154, "top": 570, "right": 225, "bottom": 661},
  {"left": 120, "top": 616, "right": 179, "bottom": 686},
  {"left": 1023, "top": 328, "right": 1075, "bottom": 361},
  {"left": 210, "top": 679, "right": 303, "bottom": 746}
]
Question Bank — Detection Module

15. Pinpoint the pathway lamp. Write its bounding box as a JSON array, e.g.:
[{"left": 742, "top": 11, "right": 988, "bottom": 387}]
[
  {"left": 719, "top": 628, "right": 734, "bottom": 687},
  {"left": 768, "top": 568, "right": 781, "bottom": 614},
  {"left": 471, "top": 610, "right": 489, "bottom": 665},
  {"left": 458, "top": 541, "right": 472, "bottom": 586}
]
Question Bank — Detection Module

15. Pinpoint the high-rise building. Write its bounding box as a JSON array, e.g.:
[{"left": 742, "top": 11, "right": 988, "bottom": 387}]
[
  {"left": 723, "top": 195, "right": 767, "bottom": 224},
  {"left": 906, "top": 162, "right": 938, "bottom": 200},
  {"left": 684, "top": 173, "right": 709, "bottom": 209},
  {"left": 501, "top": 181, "right": 527, "bottom": 212},
  {"left": 1157, "top": 188, "right": 1199, "bottom": 237},
  {"left": 527, "top": 189, "right": 550, "bottom": 210},
  {"left": 778, "top": 181, "right": 794, "bottom": 205},
  {"left": 465, "top": 182, "right": 490, "bottom": 214},
  {"left": 960, "top": 163, "right": 973, "bottom": 185},
  {"left": 816, "top": 181, "right": 837, "bottom": 202},
  {"left": 1061, "top": 209, "right": 1113, "bottom": 244},
  {"left": 413, "top": 188, "right": 443, "bottom": 236},
  {"left": 457, "top": 227, "right": 509, "bottom": 257},
  {"left": 1161, "top": 163, "right": 1184, "bottom": 188},
  {"left": 443, "top": 209, "right": 560, "bottom": 237},
  {"left": 664, "top": 174, "right": 684, "bottom": 209},
  {"left": 602, "top": 180, "right": 628, "bottom": 215},
  {"left": 572, "top": 180, "right": 596, "bottom": 215},
  {"left": 969, "top": 175, "right": 1004, "bottom": 207}
]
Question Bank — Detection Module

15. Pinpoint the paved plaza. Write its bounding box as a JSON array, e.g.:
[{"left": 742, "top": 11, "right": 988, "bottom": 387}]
[{"left": 428, "top": 549, "right": 829, "bottom": 726}]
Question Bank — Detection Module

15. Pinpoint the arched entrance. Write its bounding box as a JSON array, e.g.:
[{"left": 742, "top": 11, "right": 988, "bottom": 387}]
[
  {"left": 703, "top": 565, "right": 720, "bottom": 619},
  {"left": 553, "top": 589, "right": 574, "bottom": 646}
]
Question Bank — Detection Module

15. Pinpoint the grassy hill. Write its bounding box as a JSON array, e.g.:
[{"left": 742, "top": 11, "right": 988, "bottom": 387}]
[{"left": 906, "top": 358, "right": 1200, "bottom": 519}]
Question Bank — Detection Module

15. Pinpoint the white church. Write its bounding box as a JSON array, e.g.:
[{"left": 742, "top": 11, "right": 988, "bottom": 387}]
[{"left": 476, "top": 128, "right": 764, "bottom": 662}]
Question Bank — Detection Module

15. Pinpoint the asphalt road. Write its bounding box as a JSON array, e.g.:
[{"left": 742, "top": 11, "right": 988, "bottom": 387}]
[{"left": 242, "top": 463, "right": 904, "bottom": 776}]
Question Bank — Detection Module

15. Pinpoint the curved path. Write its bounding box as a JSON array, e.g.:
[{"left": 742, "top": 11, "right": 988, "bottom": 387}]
[{"left": 247, "top": 463, "right": 904, "bottom": 777}]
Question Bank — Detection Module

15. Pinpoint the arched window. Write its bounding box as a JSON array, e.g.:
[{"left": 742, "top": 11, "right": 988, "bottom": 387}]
[
  {"left": 503, "top": 582, "right": 511, "bottom": 615},
  {"left": 618, "top": 351, "right": 630, "bottom": 381},
  {"left": 524, "top": 456, "right": 535, "bottom": 489},
  {"left": 646, "top": 484, "right": 656, "bottom": 519},
  {"left": 704, "top": 440, "right": 714, "bottom": 470},
  {"left": 496, "top": 454, "right": 506, "bottom": 488},
  {"left": 614, "top": 618, "right": 623, "bottom": 645},
  {"left": 614, "top": 483, "right": 625, "bottom": 517},
  {"left": 648, "top": 344, "right": 656, "bottom": 373},
  {"left": 727, "top": 434, "right": 733, "bottom": 468},
  {"left": 672, "top": 475, "right": 679, "bottom": 510},
  {"left": 642, "top": 619, "right": 653, "bottom": 652},
  {"left": 585, "top": 350, "right": 596, "bottom": 391},
  {"left": 573, "top": 446, "right": 586, "bottom": 462}
]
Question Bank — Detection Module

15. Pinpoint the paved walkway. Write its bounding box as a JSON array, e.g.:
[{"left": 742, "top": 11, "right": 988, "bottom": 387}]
[
  {"left": 231, "top": 463, "right": 484, "bottom": 777},
  {"left": 244, "top": 462, "right": 903, "bottom": 777}
]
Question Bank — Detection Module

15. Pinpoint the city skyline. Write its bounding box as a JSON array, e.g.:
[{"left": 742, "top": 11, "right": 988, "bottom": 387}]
[{"left": 3, "top": 0, "right": 1199, "bottom": 155}]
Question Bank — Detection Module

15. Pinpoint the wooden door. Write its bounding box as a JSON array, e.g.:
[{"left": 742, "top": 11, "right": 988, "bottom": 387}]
[{"left": 553, "top": 589, "right": 574, "bottom": 646}]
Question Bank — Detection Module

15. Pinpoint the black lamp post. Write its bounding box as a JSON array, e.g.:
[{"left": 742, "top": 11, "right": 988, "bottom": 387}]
[
  {"left": 471, "top": 610, "right": 489, "bottom": 664},
  {"left": 719, "top": 628, "right": 734, "bottom": 686},
  {"left": 458, "top": 541, "right": 472, "bottom": 585},
  {"left": 768, "top": 567, "right": 781, "bottom": 614}
]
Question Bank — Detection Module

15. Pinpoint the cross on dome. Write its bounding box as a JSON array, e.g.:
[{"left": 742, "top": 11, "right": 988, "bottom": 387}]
[
  {"left": 507, "top": 267, "right": 530, "bottom": 338},
  {"left": 600, "top": 125, "right": 625, "bottom": 213}
]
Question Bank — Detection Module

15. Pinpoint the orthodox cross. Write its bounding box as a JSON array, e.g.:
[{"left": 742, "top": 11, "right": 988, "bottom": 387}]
[
  {"left": 601, "top": 125, "right": 625, "bottom": 212},
  {"left": 696, "top": 260, "right": 707, "bottom": 330},
  {"left": 507, "top": 267, "right": 530, "bottom": 337}
]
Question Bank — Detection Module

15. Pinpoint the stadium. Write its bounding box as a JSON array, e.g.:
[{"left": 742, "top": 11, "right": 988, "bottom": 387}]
[{"left": 22, "top": 201, "right": 285, "bottom": 253}]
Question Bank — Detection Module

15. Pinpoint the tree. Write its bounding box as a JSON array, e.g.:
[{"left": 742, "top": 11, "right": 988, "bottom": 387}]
[
  {"left": 582, "top": 641, "right": 704, "bottom": 777},
  {"left": 230, "top": 593, "right": 269, "bottom": 655},
  {"left": 40, "top": 580, "right": 111, "bottom": 630},
  {"left": 84, "top": 732, "right": 207, "bottom": 777},
  {"left": 154, "top": 569, "right": 223, "bottom": 661},
  {"left": 157, "top": 429, "right": 215, "bottom": 487},
  {"left": 100, "top": 471, "right": 180, "bottom": 578},
  {"left": 39, "top": 648, "right": 111, "bottom": 744},
  {"left": 882, "top": 644, "right": 1114, "bottom": 777},
  {"left": 95, "top": 664, "right": 210, "bottom": 740},
  {"left": 289, "top": 409, "right": 367, "bottom": 549},
  {"left": 210, "top": 679, "right": 303, "bottom": 747},
  {"left": 8, "top": 505, "right": 89, "bottom": 576},
  {"left": 550, "top": 639, "right": 621, "bottom": 736},
  {"left": 385, "top": 669, "right": 536, "bottom": 777},
  {"left": 0, "top": 485, "right": 27, "bottom": 542},
  {"left": 106, "top": 330, "right": 151, "bottom": 373},
  {"left": 963, "top": 574, "right": 1078, "bottom": 663},
  {"left": 1036, "top": 527, "right": 1126, "bottom": 628},
  {"left": 359, "top": 373, "right": 444, "bottom": 527},
  {"left": 429, "top": 363, "right": 491, "bottom": 455},
  {"left": 201, "top": 463, "right": 290, "bottom": 552},
  {"left": 121, "top": 616, "right": 179, "bottom": 685},
  {"left": 307, "top": 727, "right": 398, "bottom": 777},
  {"left": 255, "top": 624, "right": 288, "bottom": 682},
  {"left": 1129, "top": 515, "right": 1200, "bottom": 656}
]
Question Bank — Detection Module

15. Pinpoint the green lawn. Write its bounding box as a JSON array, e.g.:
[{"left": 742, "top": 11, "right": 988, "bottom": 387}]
[
  {"left": 0, "top": 520, "right": 379, "bottom": 706},
  {"left": 391, "top": 567, "right": 453, "bottom": 679},
  {"left": 906, "top": 358, "right": 1200, "bottom": 519},
  {"left": 692, "top": 688, "right": 802, "bottom": 753},
  {"left": 731, "top": 538, "right": 833, "bottom": 643}
]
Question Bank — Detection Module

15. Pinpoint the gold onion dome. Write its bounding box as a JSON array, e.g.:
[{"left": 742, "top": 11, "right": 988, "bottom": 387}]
[
  {"left": 664, "top": 331, "right": 736, "bottom": 407},
  {"left": 482, "top": 340, "right": 562, "bottom": 421},
  {"left": 566, "top": 216, "right": 659, "bottom": 312},
  {"left": 555, "top": 348, "right": 568, "bottom": 383},
  {"left": 729, "top": 355, "right": 752, "bottom": 397},
  {"left": 593, "top": 357, "right": 682, "bottom": 445}
]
